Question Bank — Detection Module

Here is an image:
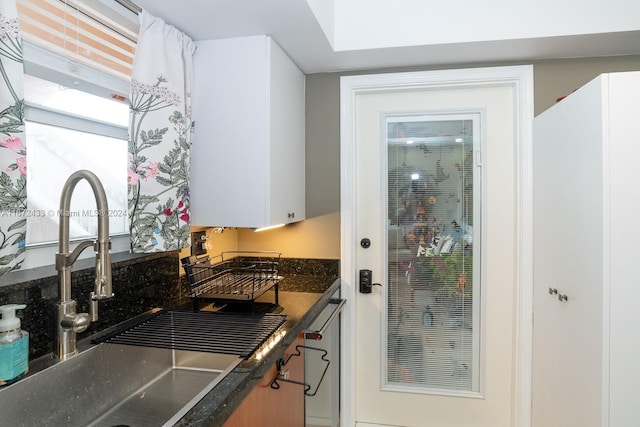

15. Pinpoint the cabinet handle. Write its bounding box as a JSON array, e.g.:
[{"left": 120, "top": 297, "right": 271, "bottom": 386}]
[
  {"left": 305, "top": 298, "right": 345, "bottom": 340},
  {"left": 549, "top": 287, "right": 568, "bottom": 302}
]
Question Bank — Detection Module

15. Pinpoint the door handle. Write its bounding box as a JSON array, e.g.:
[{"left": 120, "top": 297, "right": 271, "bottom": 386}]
[{"left": 359, "top": 269, "right": 382, "bottom": 293}]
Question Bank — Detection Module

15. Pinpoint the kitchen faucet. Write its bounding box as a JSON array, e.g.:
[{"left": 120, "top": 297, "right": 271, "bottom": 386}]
[{"left": 55, "top": 170, "right": 112, "bottom": 360}]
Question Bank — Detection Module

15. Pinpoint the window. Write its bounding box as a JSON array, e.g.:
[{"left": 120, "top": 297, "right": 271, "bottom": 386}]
[
  {"left": 16, "top": 0, "right": 137, "bottom": 248},
  {"left": 386, "top": 114, "right": 481, "bottom": 395},
  {"left": 24, "top": 74, "right": 129, "bottom": 244}
]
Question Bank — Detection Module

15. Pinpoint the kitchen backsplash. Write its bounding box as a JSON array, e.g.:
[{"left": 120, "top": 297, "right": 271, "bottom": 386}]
[
  {"left": 277, "top": 257, "right": 340, "bottom": 292},
  {"left": 0, "top": 251, "right": 182, "bottom": 359}
]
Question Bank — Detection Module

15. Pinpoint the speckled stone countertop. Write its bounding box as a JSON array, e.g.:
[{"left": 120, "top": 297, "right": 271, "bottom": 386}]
[{"left": 175, "top": 277, "right": 342, "bottom": 426}]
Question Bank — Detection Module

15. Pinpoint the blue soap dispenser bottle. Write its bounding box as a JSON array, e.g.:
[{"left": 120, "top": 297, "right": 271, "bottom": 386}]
[{"left": 0, "top": 304, "right": 29, "bottom": 385}]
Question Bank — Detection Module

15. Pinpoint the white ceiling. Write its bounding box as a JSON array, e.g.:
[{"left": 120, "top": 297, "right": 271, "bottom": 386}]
[{"left": 131, "top": 0, "right": 640, "bottom": 74}]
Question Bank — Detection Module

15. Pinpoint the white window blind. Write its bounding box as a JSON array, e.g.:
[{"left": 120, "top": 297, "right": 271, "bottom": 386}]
[
  {"left": 17, "top": 0, "right": 137, "bottom": 81},
  {"left": 386, "top": 115, "right": 481, "bottom": 395}
]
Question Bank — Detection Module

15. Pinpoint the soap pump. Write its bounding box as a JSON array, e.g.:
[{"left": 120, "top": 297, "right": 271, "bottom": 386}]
[{"left": 0, "top": 304, "right": 29, "bottom": 384}]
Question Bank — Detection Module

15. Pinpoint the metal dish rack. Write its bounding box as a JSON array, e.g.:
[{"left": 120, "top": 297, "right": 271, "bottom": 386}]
[
  {"left": 181, "top": 251, "right": 281, "bottom": 311},
  {"left": 94, "top": 310, "right": 287, "bottom": 357}
]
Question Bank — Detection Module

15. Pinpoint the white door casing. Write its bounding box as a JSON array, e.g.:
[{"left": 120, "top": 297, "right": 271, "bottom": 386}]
[{"left": 340, "top": 66, "right": 534, "bottom": 427}]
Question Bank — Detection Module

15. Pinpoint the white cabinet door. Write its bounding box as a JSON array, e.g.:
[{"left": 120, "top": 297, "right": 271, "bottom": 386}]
[
  {"left": 268, "top": 39, "right": 305, "bottom": 226},
  {"left": 191, "top": 35, "right": 305, "bottom": 228},
  {"left": 532, "top": 71, "right": 640, "bottom": 427},
  {"left": 533, "top": 76, "right": 605, "bottom": 427}
]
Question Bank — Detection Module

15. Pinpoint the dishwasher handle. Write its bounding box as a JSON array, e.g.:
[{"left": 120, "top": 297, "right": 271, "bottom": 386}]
[{"left": 305, "top": 298, "right": 346, "bottom": 340}]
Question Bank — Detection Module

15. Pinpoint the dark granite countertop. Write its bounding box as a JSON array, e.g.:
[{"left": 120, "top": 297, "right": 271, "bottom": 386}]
[{"left": 175, "top": 277, "right": 342, "bottom": 426}]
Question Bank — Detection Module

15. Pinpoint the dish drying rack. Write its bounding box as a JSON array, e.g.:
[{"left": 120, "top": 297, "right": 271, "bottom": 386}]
[{"left": 181, "top": 251, "right": 281, "bottom": 312}]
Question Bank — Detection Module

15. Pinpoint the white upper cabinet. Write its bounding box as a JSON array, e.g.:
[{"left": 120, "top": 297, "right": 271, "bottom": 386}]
[{"left": 191, "top": 35, "right": 305, "bottom": 228}]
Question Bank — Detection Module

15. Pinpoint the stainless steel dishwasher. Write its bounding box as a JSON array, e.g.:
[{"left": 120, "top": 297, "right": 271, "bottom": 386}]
[{"left": 304, "top": 289, "right": 345, "bottom": 427}]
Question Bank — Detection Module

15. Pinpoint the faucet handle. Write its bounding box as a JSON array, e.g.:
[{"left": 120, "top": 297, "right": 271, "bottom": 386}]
[
  {"left": 94, "top": 240, "right": 113, "bottom": 300},
  {"left": 61, "top": 312, "right": 91, "bottom": 333}
]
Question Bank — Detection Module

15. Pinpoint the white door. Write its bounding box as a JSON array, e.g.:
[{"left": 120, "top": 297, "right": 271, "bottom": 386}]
[{"left": 340, "top": 67, "right": 534, "bottom": 427}]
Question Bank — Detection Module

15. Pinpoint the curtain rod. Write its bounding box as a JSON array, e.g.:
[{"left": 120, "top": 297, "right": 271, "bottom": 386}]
[{"left": 114, "top": 0, "right": 141, "bottom": 15}]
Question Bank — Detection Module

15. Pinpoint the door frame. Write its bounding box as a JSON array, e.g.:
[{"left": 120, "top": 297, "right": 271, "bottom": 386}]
[{"left": 339, "top": 65, "right": 534, "bottom": 427}]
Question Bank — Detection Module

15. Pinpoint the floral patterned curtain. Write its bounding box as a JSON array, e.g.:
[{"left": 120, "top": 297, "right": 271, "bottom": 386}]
[
  {"left": 0, "top": 1, "right": 26, "bottom": 275},
  {"left": 128, "top": 10, "right": 195, "bottom": 252}
]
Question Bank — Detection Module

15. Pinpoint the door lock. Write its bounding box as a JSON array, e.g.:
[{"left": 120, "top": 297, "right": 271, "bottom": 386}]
[{"left": 359, "top": 269, "right": 382, "bottom": 293}]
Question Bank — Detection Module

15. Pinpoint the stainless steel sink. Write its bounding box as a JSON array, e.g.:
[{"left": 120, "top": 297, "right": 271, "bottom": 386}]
[{"left": 0, "top": 343, "right": 242, "bottom": 427}]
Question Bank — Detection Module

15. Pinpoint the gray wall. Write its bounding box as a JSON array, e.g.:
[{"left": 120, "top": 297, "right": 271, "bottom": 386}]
[
  {"left": 305, "top": 73, "right": 341, "bottom": 218},
  {"left": 304, "top": 55, "right": 640, "bottom": 219}
]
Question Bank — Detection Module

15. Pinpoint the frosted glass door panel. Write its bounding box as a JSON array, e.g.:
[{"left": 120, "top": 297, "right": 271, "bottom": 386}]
[{"left": 386, "top": 114, "right": 480, "bottom": 394}]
